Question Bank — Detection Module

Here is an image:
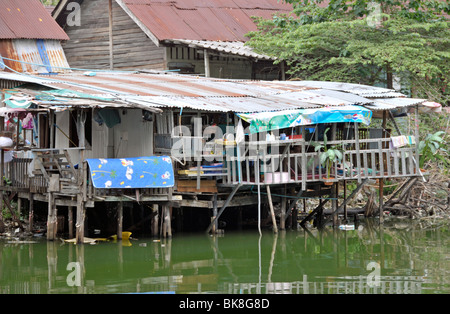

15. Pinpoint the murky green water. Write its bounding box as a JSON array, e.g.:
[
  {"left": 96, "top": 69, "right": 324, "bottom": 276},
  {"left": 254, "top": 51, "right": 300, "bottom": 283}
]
[{"left": 1, "top": 218, "right": 449, "bottom": 294}]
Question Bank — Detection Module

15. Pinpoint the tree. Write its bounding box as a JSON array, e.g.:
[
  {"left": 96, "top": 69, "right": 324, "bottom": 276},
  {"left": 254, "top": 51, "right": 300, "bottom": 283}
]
[{"left": 246, "top": 0, "right": 449, "bottom": 105}]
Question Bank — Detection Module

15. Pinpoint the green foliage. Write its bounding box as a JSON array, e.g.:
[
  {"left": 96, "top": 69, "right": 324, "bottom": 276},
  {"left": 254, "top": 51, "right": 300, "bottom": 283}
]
[
  {"left": 309, "top": 127, "right": 345, "bottom": 178},
  {"left": 247, "top": 0, "right": 450, "bottom": 105},
  {"left": 41, "top": 0, "right": 60, "bottom": 5},
  {"left": 418, "top": 130, "right": 449, "bottom": 169}
]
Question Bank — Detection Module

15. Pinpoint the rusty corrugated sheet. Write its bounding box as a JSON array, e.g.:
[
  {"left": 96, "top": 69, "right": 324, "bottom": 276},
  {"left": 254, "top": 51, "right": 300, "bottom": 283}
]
[
  {"left": 0, "top": 39, "right": 70, "bottom": 73},
  {"left": 122, "top": 0, "right": 292, "bottom": 41},
  {"left": 0, "top": 40, "right": 22, "bottom": 72},
  {"left": 0, "top": 0, "right": 69, "bottom": 40},
  {"left": 0, "top": 71, "right": 425, "bottom": 113}
]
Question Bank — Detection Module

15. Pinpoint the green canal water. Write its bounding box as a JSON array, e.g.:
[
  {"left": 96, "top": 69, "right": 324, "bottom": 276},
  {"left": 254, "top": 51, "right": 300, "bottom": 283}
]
[{"left": 0, "top": 218, "right": 449, "bottom": 294}]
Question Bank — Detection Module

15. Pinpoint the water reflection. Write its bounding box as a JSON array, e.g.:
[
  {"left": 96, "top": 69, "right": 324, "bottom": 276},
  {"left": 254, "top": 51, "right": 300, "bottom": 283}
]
[{"left": 0, "top": 219, "right": 448, "bottom": 294}]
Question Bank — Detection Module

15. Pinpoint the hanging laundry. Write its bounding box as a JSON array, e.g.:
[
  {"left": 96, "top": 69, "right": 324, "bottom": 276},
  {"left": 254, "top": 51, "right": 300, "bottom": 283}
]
[{"left": 390, "top": 135, "right": 415, "bottom": 149}]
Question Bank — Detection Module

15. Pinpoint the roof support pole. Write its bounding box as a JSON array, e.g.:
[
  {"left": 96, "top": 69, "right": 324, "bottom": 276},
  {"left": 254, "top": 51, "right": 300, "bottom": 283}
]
[
  {"left": 204, "top": 49, "right": 210, "bottom": 78},
  {"left": 109, "top": 0, "right": 114, "bottom": 70}
]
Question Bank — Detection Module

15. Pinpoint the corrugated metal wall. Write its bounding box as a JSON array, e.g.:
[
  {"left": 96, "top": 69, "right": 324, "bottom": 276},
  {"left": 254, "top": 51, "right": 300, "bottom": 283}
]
[{"left": 0, "top": 39, "right": 70, "bottom": 73}]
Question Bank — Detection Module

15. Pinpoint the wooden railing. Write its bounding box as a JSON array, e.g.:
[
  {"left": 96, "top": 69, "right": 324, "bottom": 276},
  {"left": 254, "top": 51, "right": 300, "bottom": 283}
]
[{"left": 223, "top": 137, "right": 420, "bottom": 187}]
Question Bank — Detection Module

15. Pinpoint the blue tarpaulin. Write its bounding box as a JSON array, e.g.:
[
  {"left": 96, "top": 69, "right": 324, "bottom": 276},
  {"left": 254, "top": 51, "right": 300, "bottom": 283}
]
[
  {"left": 237, "top": 105, "right": 372, "bottom": 134},
  {"left": 86, "top": 156, "right": 174, "bottom": 189}
]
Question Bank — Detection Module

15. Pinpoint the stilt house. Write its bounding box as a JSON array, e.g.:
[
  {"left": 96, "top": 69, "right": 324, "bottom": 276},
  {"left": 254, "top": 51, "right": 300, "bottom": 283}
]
[{"left": 0, "top": 68, "right": 440, "bottom": 242}]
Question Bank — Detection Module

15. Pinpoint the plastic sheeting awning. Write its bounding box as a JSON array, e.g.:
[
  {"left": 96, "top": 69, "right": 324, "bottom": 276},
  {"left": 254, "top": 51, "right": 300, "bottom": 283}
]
[
  {"left": 86, "top": 156, "right": 174, "bottom": 189},
  {"left": 237, "top": 105, "right": 372, "bottom": 134}
]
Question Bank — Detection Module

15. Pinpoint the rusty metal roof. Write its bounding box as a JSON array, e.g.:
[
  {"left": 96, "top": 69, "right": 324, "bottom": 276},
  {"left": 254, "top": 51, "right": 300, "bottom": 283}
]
[
  {"left": 0, "top": 0, "right": 69, "bottom": 40},
  {"left": 120, "top": 0, "right": 292, "bottom": 42},
  {"left": 0, "top": 71, "right": 426, "bottom": 113}
]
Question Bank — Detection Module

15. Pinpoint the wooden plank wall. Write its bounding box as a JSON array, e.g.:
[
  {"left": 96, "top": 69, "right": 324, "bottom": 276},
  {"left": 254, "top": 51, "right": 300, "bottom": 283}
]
[{"left": 62, "top": 0, "right": 165, "bottom": 70}]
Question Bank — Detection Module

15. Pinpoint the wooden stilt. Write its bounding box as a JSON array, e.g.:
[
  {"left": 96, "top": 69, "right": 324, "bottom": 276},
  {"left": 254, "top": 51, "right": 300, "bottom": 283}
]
[
  {"left": 343, "top": 180, "right": 347, "bottom": 222},
  {"left": 332, "top": 183, "right": 338, "bottom": 226},
  {"left": 283, "top": 189, "right": 304, "bottom": 224},
  {"left": 28, "top": 194, "right": 34, "bottom": 233},
  {"left": 211, "top": 193, "right": 218, "bottom": 234},
  {"left": 300, "top": 198, "right": 330, "bottom": 228},
  {"left": 280, "top": 186, "right": 286, "bottom": 230},
  {"left": 17, "top": 198, "right": 22, "bottom": 222},
  {"left": 162, "top": 203, "right": 172, "bottom": 238},
  {"left": 75, "top": 193, "right": 85, "bottom": 244},
  {"left": 47, "top": 192, "right": 57, "bottom": 241},
  {"left": 152, "top": 204, "right": 159, "bottom": 237},
  {"left": 117, "top": 201, "right": 123, "bottom": 240},
  {"left": 323, "top": 178, "right": 369, "bottom": 227},
  {"left": 266, "top": 185, "right": 278, "bottom": 233},
  {"left": 206, "top": 183, "right": 241, "bottom": 233},
  {"left": 68, "top": 205, "right": 73, "bottom": 239}
]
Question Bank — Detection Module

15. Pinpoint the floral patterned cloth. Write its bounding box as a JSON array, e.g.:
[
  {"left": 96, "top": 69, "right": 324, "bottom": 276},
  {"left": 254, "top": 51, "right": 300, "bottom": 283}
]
[{"left": 86, "top": 156, "right": 174, "bottom": 188}]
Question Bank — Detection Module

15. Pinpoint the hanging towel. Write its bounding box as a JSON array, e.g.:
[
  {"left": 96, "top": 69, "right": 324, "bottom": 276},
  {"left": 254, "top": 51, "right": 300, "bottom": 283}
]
[{"left": 390, "top": 135, "right": 415, "bottom": 149}]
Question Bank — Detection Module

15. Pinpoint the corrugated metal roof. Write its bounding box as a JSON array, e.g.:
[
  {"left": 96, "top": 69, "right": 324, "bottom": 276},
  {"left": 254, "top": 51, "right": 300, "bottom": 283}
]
[
  {"left": 0, "top": 71, "right": 428, "bottom": 114},
  {"left": 0, "top": 0, "right": 69, "bottom": 40},
  {"left": 121, "top": 0, "right": 292, "bottom": 42},
  {"left": 166, "top": 39, "right": 274, "bottom": 60},
  {"left": 366, "top": 98, "right": 426, "bottom": 111},
  {"left": 292, "top": 81, "right": 394, "bottom": 96}
]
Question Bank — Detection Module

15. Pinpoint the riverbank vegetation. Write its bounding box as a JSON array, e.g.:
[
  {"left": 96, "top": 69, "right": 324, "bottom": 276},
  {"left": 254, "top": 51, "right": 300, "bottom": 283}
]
[{"left": 247, "top": 0, "right": 449, "bottom": 222}]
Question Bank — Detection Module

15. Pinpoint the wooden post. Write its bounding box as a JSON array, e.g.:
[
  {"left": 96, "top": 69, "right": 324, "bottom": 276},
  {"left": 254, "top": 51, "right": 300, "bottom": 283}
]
[
  {"left": 162, "top": 203, "right": 172, "bottom": 238},
  {"left": 280, "top": 61, "right": 286, "bottom": 81},
  {"left": 280, "top": 186, "right": 286, "bottom": 230},
  {"left": 28, "top": 194, "right": 34, "bottom": 233},
  {"left": 379, "top": 110, "right": 387, "bottom": 224},
  {"left": 204, "top": 49, "right": 210, "bottom": 78},
  {"left": 354, "top": 122, "right": 362, "bottom": 183},
  {"left": 152, "top": 204, "right": 159, "bottom": 237},
  {"left": 211, "top": 193, "right": 218, "bottom": 234},
  {"left": 414, "top": 105, "right": 420, "bottom": 176},
  {"left": 108, "top": 0, "right": 114, "bottom": 70},
  {"left": 331, "top": 183, "right": 337, "bottom": 226},
  {"left": 206, "top": 184, "right": 241, "bottom": 234},
  {"left": 117, "top": 201, "right": 123, "bottom": 240},
  {"left": 343, "top": 180, "right": 347, "bottom": 223},
  {"left": 266, "top": 185, "right": 278, "bottom": 233},
  {"left": 68, "top": 205, "right": 74, "bottom": 239},
  {"left": 47, "top": 192, "right": 58, "bottom": 241},
  {"left": 75, "top": 193, "right": 85, "bottom": 244},
  {"left": 0, "top": 91, "right": 4, "bottom": 232}
]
